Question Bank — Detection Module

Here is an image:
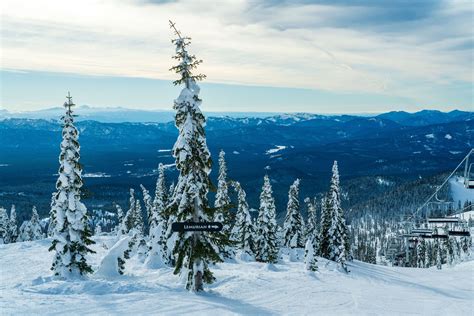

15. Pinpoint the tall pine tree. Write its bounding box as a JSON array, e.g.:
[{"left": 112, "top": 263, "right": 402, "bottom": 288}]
[
  {"left": 214, "top": 149, "right": 233, "bottom": 258},
  {"left": 140, "top": 184, "right": 153, "bottom": 235},
  {"left": 49, "top": 93, "right": 95, "bottom": 278},
  {"left": 165, "top": 21, "right": 223, "bottom": 291},
  {"left": 255, "top": 175, "right": 280, "bottom": 263},
  {"left": 319, "top": 195, "right": 332, "bottom": 258},
  {"left": 320, "top": 161, "right": 349, "bottom": 272},
  {"left": 304, "top": 197, "right": 319, "bottom": 254},
  {"left": 231, "top": 181, "right": 255, "bottom": 259},
  {"left": 282, "top": 179, "right": 305, "bottom": 251},
  {"left": 146, "top": 163, "right": 169, "bottom": 268}
]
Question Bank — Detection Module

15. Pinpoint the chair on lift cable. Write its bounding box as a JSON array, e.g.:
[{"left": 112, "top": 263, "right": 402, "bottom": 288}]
[
  {"left": 464, "top": 149, "right": 474, "bottom": 188},
  {"left": 448, "top": 230, "right": 471, "bottom": 237},
  {"left": 411, "top": 228, "right": 433, "bottom": 234},
  {"left": 465, "top": 163, "right": 474, "bottom": 189},
  {"left": 427, "top": 217, "right": 461, "bottom": 223}
]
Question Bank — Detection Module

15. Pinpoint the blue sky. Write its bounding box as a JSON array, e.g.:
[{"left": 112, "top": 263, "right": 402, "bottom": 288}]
[{"left": 1, "top": 0, "right": 472, "bottom": 113}]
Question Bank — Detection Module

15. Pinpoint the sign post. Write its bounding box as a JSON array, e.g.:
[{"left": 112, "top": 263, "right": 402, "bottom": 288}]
[{"left": 171, "top": 222, "right": 223, "bottom": 233}]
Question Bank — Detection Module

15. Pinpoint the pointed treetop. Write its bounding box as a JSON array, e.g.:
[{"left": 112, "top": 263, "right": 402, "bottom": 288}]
[
  {"left": 169, "top": 21, "right": 205, "bottom": 87},
  {"left": 64, "top": 91, "right": 75, "bottom": 114},
  {"left": 169, "top": 20, "right": 182, "bottom": 39},
  {"left": 332, "top": 160, "right": 339, "bottom": 174},
  {"left": 331, "top": 160, "right": 340, "bottom": 185}
]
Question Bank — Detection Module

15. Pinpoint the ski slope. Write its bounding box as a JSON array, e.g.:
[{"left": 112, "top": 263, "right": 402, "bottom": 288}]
[
  {"left": 449, "top": 176, "right": 474, "bottom": 205},
  {"left": 1, "top": 237, "right": 473, "bottom": 315}
]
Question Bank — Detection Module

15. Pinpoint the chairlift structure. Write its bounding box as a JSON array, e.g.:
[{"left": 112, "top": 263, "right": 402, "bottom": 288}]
[
  {"left": 464, "top": 149, "right": 474, "bottom": 189},
  {"left": 398, "top": 149, "right": 473, "bottom": 265}
]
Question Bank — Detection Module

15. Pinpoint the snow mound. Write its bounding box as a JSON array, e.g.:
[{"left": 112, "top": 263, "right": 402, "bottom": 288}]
[{"left": 96, "top": 236, "right": 131, "bottom": 278}]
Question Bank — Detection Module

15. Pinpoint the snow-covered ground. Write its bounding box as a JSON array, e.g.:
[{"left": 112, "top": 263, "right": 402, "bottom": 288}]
[
  {"left": 1, "top": 237, "right": 473, "bottom": 315},
  {"left": 266, "top": 145, "right": 286, "bottom": 155}
]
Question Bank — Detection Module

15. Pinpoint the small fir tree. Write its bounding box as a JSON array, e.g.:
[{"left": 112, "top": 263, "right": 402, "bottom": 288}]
[
  {"left": 114, "top": 203, "right": 124, "bottom": 235},
  {"left": 305, "top": 236, "right": 318, "bottom": 271},
  {"left": 8, "top": 205, "right": 18, "bottom": 243},
  {"left": 29, "top": 206, "right": 44, "bottom": 240},
  {"left": 48, "top": 194, "right": 57, "bottom": 237},
  {"left": 304, "top": 197, "right": 320, "bottom": 255},
  {"left": 435, "top": 237, "right": 443, "bottom": 270},
  {"left": 416, "top": 238, "right": 426, "bottom": 268},
  {"left": 121, "top": 189, "right": 137, "bottom": 235},
  {"left": 282, "top": 179, "right": 305, "bottom": 252},
  {"left": 0, "top": 207, "right": 9, "bottom": 244},
  {"left": 255, "top": 175, "right": 280, "bottom": 263},
  {"left": 140, "top": 184, "right": 153, "bottom": 235},
  {"left": 146, "top": 163, "right": 169, "bottom": 267},
  {"left": 319, "top": 195, "right": 332, "bottom": 258},
  {"left": 231, "top": 181, "right": 256, "bottom": 259}
]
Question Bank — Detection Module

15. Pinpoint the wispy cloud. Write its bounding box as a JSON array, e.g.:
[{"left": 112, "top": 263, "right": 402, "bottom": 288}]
[{"left": 1, "top": 0, "right": 472, "bottom": 105}]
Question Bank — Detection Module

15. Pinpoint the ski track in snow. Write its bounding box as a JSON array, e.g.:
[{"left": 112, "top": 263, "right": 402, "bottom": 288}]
[{"left": 1, "top": 237, "right": 473, "bottom": 315}]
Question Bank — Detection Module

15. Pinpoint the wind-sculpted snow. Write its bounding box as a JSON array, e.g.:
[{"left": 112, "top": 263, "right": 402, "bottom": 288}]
[{"left": 1, "top": 236, "right": 473, "bottom": 315}]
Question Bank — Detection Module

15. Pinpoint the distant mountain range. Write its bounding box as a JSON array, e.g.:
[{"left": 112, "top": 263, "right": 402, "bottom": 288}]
[
  {"left": 0, "top": 106, "right": 281, "bottom": 123},
  {"left": 0, "top": 109, "right": 472, "bottom": 221},
  {"left": 2, "top": 106, "right": 470, "bottom": 125}
]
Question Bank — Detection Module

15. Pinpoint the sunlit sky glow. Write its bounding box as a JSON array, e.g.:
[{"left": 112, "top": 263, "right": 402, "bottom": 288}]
[{"left": 1, "top": 0, "right": 473, "bottom": 113}]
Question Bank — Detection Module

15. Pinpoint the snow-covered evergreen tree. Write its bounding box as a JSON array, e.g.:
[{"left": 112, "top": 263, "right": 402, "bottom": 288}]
[
  {"left": 49, "top": 93, "right": 95, "bottom": 278},
  {"left": 231, "top": 181, "right": 255, "bottom": 259},
  {"left": 435, "top": 238, "right": 442, "bottom": 270},
  {"left": 255, "top": 175, "right": 279, "bottom": 263},
  {"left": 416, "top": 238, "right": 426, "bottom": 268},
  {"left": 165, "top": 21, "right": 223, "bottom": 291},
  {"left": 446, "top": 237, "right": 455, "bottom": 266},
  {"left": 29, "top": 206, "right": 44, "bottom": 240},
  {"left": 282, "top": 179, "right": 305, "bottom": 256},
  {"left": 0, "top": 207, "right": 9, "bottom": 244},
  {"left": 214, "top": 149, "right": 233, "bottom": 258},
  {"left": 8, "top": 205, "right": 18, "bottom": 243},
  {"left": 18, "top": 220, "right": 30, "bottom": 242},
  {"left": 320, "top": 161, "right": 349, "bottom": 272},
  {"left": 154, "top": 164, "right": 168, "bottom": 216},
  {"left": 141, "top": 184, "right": 153, "bottom": 235},
  {"left": 319, "top": 195, "right": 331, "bottom": 258},
  {"left": 48, "top": 193, "right": 57, "bottom": 237},
  {"left": 117, "top": 199, "right": 147, "bottom": 272},
  {"left": 114, "top": 203, "right": 124, "bottom": 235},
  {"left": 120, "top": 189, "right": 137, "bottom": 235},
  {"left": 132, "top": 200, "right": 144, "bottom": 235},
  {"left": 146, "top": 163, "right": 169, "bottom": 268},
  {"left": 304, "top": 197, "right": 320, "bottom": 255},
  {"left": 304, "top": 236, "right": 318, "bottom": 271},
  {"left": 461, "top": 235, "right": 471, "bottom": 256},
  {"left": 168, "top": 182, "right": 175, "bottom": 199},
  {"left": 424, "top": 240, "right": 431, "bottom": 268}
]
